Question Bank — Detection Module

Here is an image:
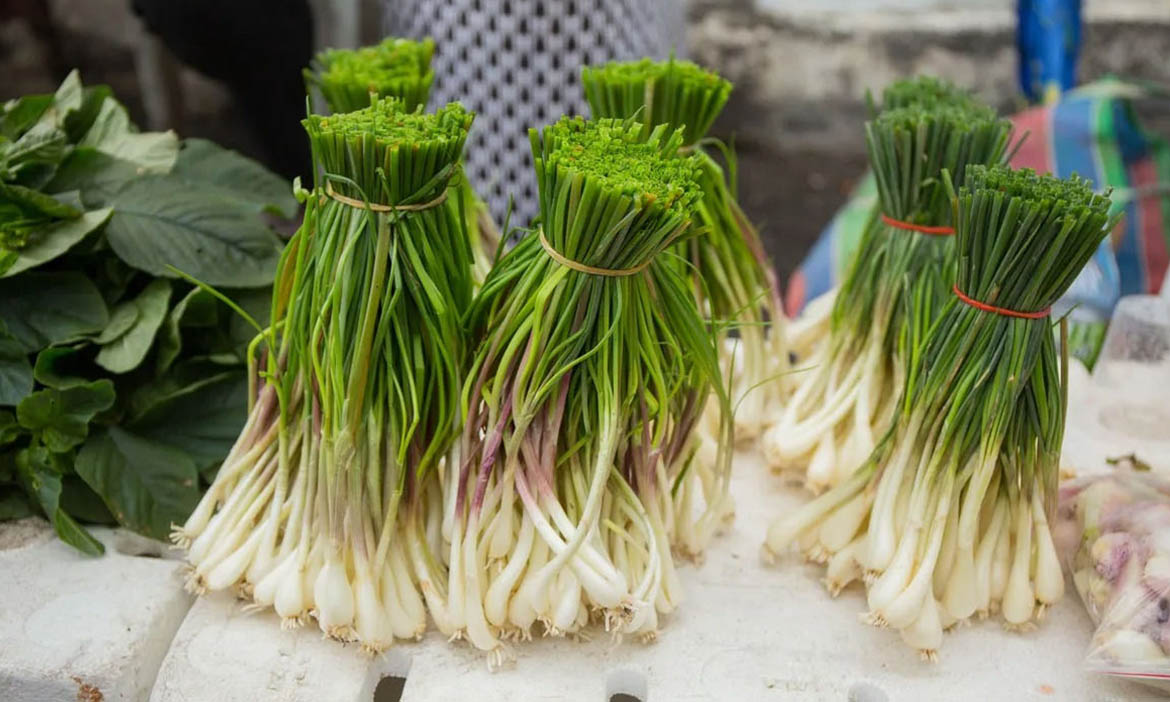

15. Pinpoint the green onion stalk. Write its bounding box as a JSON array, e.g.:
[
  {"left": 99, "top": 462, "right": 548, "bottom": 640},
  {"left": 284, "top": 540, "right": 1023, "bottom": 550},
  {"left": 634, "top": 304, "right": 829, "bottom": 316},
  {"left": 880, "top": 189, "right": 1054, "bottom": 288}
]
[
  {"left": 305, "top": 36, "right": 499, "bottom": 283},
  {"left": 582, "top": 58, "right": 786, "bottom": 448},
  {"left": 436, "top": 116, "right": 731, "bottom": 665},
  {"left": 765, "top": 165, "right": 1116, "bottom": 659},
  {"left": 761, "top": 91, "right": 1013, "bottom": 493},
  {"left": 173, "top": 98, "right": 476, "bottom": 654},
  {"left": 304, "top": 37, "right": 435, "bottom": 114},
  {"left": 785, "top": 77, "right": 981, "bottom": 357}
]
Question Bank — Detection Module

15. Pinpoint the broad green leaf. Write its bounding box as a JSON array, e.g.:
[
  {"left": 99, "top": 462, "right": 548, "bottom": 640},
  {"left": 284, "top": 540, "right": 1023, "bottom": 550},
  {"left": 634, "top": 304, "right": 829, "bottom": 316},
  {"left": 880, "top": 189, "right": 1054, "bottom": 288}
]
[
  {"left": 52, "top": 70, "right": 84, "bottom": 118},
  {"left": 0, "top": 488, "right": 34, "bottom": 520},
  {"left": 15, "top": 444, "right": 104, "bottom": 554},
  {"left": 94, "top": 300, "right": 138, "bottom": 344},
  {"left": 60, "top": 475, "right": 116, "bottom": 524},
  {"left": 106, "top": 176, "right": 282, "bottom": 287},
  {"left": 91, "top": 254, "right": 138, "bottom": 306},
  {"left": 1, "top": 94, "right": 53, "bottom": 140},
  {"left": 1, "top": 208, "right": 111, "bottom": 277},
  {"left": 198, "top": 460, "right": 219, "bottom": 485},
  {"left": 77, "top": 96, "right": 129, "bottom": 145},
  {"left": 96, "top": 278, "right": 171, "bottom": 373},
  {"left": 8, "top": 120, "right": 67, "bottom": 164},
  {"left": 130, "top": 369, "right": 247, "bottom": 466},
  {"left": 16, "top": 379, "right": 115, "bottom": 452},
  {"left": 32, "top": 345, "right": 89, "bottom": 389},
  {"left": 0, "top": 409, "right": 21, "bottom": 445},
  {"left": 154, "top": 286, "right": 261, "bottom": 374},
  {"left": 75, "top": 426, "right": 200, "bottom": 540},
  {"left": 226, "top": 287, "right": 272, "bottom": 352},
  {"left": 0, "top": 181, "right": 80, "bottom": 219},
  {"left": 173, "top": 138, "right": 297, "bottom": 218},
  {"left": 0, "top": 322, "right": 32, "bottom": 406},
  {"left": 156, "top": 287, "right": 213, "bottom": 375},
  {"left": 47, "top": 149, "right": 142, "bottom": 207},
  {"left": 49, "top": 189, "right": 85, "bottom": 213},
  {"left": 4, "top": 122, "right": 68, "bottom": 186},
  {"left": 79, "top": 99, "right": 177, "bottom": 173},
  {"left": 63, "top": 85, "right": 114, "bottom": 143},
  {"left": 130, "top": 361, "right": 235, "bottom": 420},
  {"left": 0, "top": 271, "right": 108, "bottom": 352}
]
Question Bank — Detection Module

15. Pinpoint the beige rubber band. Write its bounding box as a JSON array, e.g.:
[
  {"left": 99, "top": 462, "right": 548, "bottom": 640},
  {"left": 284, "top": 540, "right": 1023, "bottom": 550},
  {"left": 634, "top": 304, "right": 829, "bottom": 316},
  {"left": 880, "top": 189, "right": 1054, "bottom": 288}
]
[
  {"left": 324, "top": 180, "right": 449, "bottom": 212},
  {"left": 538, "top": 229, "right": 651, "bottom": 277}
]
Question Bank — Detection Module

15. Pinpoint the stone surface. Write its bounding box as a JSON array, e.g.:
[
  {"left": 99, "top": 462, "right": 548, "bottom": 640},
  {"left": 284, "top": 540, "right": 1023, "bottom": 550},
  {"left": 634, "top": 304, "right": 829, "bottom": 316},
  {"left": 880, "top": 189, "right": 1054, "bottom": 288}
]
[
  {"left": 150, "top": 592, "right": 411, "bottom": 702},
  {"left": 0, "top": 522, "right": 192, "bottom": 702},
  {"left": 1061, "top": 358, "right": 1170, "bottom": 478},
  {"left": 150, "top": 451, "right": 1151, "bottom": 702}
]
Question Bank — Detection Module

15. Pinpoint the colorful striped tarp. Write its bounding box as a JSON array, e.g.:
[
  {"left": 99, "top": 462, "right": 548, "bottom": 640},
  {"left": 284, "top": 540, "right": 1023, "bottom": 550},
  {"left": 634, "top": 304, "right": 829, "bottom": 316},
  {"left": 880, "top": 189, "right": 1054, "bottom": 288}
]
[{"left": 786, "top": 81, "right": 1170, "bottom": 325}]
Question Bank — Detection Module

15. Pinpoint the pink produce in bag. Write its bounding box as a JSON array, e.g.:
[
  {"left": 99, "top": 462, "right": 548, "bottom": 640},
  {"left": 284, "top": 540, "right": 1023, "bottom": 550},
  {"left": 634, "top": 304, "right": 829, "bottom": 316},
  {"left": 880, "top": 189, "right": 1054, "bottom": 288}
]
[{"left": 1056, "top": 471, "right": 1170, "bottom": 691}]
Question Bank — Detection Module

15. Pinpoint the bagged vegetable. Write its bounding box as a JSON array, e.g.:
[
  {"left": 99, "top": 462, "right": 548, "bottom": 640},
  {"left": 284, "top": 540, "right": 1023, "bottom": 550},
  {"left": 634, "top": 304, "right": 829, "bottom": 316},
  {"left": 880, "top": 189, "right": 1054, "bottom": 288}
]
[{"left": 1056, "top": 471, "right": 1170, "bottom": 689}]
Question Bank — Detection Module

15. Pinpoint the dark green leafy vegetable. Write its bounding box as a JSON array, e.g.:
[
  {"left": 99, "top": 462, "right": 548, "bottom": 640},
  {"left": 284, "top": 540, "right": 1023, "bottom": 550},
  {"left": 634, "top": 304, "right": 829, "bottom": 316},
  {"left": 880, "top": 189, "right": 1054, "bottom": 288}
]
[
  {"left": 0, "top": 272, "right": 109, "bottom": 352},
  {"left": 106, "top": 176, "right": 283, "bottom": 286},
  {"left": 75, "top": 426, "right": 201, "bottom": 540},
  {"left": 0, "top": 72, "right": 292, "bottom": 552}
]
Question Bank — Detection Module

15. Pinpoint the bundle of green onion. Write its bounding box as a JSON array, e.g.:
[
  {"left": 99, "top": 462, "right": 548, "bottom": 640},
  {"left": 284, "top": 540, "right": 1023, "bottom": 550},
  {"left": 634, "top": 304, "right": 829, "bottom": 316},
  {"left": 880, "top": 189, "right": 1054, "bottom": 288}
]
[
  {"left": 871, "top": 75, "right": 980, "bottom": 114},
  {"left": 305, "top": 36, "right": 499, "bottom": 282},
  {"left": 304, "top": 37, "right": 435, "bottom": 113},
  {"left": 437, "top": 116, "right": 730, "bottom": 664},
  {"left": 786, "top": 76, "right": 984, "bottom": 366},
  {"left": 762, "top": 81, "right": 1014, "bottom": 492},
  {"left": 766, "top": 164, "right": 1116, "bottom": 659},
  {"left": 173, "top": 98, "right": 476, "bottom": 653},
  {"left": 582, "top": 58, "right": 786, "bottom": 444}
]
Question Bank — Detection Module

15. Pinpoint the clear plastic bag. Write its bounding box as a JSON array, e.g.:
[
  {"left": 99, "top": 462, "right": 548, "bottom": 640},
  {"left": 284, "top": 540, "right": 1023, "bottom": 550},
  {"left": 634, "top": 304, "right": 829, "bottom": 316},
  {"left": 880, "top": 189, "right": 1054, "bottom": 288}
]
[{"left": 1055, "top": 471, "right": 1170, "bottom": 689}]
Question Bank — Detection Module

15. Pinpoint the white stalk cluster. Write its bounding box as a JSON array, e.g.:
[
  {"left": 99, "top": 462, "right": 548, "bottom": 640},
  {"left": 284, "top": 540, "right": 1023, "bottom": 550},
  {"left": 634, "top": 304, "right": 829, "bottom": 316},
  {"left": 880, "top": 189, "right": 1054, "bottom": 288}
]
[
  {"left": 174, "top": 378, "right": 442, "bottom": 654},
  {"left": 764, "top": 423, "right": 1064, "bottom": 660},
  {"left": 433, "top": 402, "right": 730, "bottom": 667},
  {"left": 760, "top": 311, "right": 901, "bottom": 493}
]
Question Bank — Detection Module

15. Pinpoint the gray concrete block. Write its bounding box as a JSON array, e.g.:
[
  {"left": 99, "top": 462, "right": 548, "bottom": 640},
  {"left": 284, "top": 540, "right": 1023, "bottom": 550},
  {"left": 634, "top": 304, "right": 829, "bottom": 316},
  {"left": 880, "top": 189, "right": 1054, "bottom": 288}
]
[
  {"left": 147, "top": 453, "right": 1145, "bottom": 702},
  {"left": 149, "top": 592, "right": 410, "bottom": 702},
  {"left": 0, "top": 520, "right": 192, "bottom": 702}
]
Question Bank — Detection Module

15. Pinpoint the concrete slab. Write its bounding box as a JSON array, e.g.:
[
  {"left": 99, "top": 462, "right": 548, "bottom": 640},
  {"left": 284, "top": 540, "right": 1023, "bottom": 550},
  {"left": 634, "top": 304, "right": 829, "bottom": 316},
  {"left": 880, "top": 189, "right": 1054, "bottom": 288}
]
[
  {"left": 148, "top": 591, "right": 411, "bottom": 702},
  {"left": 148, "top": 451, "right": 1151, "bottom": 702},
  {"left": 0, "top": 521, "right": 192, "bottom": 702}
]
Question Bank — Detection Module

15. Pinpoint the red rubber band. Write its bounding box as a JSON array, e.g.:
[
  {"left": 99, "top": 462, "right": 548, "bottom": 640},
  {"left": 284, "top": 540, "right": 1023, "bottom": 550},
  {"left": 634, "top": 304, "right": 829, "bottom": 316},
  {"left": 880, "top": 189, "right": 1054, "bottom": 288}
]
[
  {"left": 881, "top": 213, "right": 954, "bottom": 235},
  {"left": 952, "top": 284, "right": 1051, "bottom": 319}
]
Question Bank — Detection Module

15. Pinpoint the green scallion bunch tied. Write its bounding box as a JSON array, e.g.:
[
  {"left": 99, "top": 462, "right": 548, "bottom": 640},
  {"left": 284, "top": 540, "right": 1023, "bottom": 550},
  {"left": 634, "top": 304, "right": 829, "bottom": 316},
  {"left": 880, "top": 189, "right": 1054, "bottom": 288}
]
[
  {"left": 787, "top": 76, "right": 985, "bottom": 363},
  {"left": 766, "top": 164, "right": 1116, "bottom": 659},
  {"left": 174, "top": 98, "right": 476, "bottom": 654},
  {"left": 871, "top": 75, "right": 981, "bottom": 114},
  {"left": 306, "top": 36, "right": 500, "bottom": 283},
  {"left": 436, "top": 116, "right": 730, "bottom": 663},
  {"left": 305, "top": 37, "right": 435, "bottom": 113},
  {"left": 582, "top": 56, "right": 784, "bottom": 451},
  {"left": 763, "top": 82, "right": 1014, "bottom": 492}
]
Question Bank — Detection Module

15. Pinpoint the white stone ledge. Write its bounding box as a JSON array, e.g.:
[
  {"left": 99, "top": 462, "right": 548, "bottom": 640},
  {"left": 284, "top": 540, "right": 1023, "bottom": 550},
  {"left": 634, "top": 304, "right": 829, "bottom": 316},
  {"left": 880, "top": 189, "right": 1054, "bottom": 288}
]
[
  {"left": 148, "top": 451, "right": 1146, "bottom": 702},
  {"left": 0, "top": 522, "right": 192, "bottom": 702}
]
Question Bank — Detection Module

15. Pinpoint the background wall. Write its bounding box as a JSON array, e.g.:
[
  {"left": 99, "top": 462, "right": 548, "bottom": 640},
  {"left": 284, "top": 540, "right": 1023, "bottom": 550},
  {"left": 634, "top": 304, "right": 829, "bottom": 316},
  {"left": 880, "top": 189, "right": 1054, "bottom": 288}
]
[
  {"left": 689, "top": 0, "right": 1170, "bottom": 279},
  {"left": 2, "top": 0, "right": 1167, "bottom": 282}
]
